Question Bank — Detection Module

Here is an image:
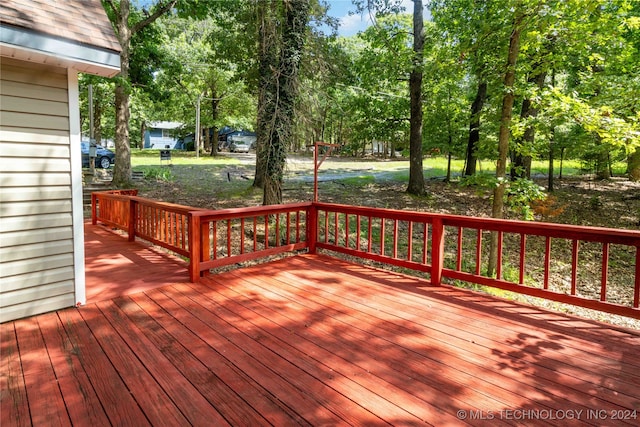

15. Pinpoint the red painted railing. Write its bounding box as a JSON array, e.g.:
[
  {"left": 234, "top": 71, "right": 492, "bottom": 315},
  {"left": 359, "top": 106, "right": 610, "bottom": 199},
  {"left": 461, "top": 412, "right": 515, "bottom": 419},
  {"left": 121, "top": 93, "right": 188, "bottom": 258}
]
[
  {"left": 91, "top": 194, "right": 640, "bottom": 319},
  {"left": 313, "top": 202, "right": 640, "bottom": 319}
]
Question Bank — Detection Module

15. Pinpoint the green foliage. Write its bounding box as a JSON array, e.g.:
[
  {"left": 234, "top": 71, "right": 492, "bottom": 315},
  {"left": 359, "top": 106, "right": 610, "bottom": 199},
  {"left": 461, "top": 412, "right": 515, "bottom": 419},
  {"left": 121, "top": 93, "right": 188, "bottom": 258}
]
[
  {"left": 139, "top": 166, "right": 174, "bottom": 182},
  {"left": 505, "top": 178, "right": 547, "bottom": 220}
]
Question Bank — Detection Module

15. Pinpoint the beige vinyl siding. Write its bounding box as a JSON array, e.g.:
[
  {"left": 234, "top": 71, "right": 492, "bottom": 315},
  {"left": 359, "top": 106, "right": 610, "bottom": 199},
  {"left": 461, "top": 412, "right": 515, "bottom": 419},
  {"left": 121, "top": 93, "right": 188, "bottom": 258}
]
[{"left": 0, "top": 58, "right": 77, "bottom": 322}]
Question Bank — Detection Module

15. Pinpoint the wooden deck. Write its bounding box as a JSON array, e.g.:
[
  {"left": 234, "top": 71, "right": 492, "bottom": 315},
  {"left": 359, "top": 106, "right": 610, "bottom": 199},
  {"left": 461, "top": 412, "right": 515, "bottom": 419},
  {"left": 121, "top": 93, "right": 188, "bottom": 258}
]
[{"left": 2, "top": 224, "right": 640, "bottom": 426}]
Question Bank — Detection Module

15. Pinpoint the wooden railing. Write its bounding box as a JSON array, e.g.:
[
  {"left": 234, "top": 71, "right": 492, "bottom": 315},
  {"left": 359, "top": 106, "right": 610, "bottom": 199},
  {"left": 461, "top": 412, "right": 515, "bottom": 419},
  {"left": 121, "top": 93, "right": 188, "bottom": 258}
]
[
  {"left": 313, "top": 202, "right": 640, "bottom": 319},
  {"left": 92, "top": 190, "right": 199, "bottom": 258},
  {"left": 188, "top": 203, "right": 311, "bottom": 281},
  {"left": 91, "top": 194, "right": 640, "bottom": 319}
]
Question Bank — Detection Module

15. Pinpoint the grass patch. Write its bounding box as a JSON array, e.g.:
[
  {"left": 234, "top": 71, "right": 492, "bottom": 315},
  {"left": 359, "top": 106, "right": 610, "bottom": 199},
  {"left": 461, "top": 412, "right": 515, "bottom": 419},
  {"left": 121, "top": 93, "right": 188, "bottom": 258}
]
[{"left": 337, "top": 175, "right": 375, "bottom": 186}]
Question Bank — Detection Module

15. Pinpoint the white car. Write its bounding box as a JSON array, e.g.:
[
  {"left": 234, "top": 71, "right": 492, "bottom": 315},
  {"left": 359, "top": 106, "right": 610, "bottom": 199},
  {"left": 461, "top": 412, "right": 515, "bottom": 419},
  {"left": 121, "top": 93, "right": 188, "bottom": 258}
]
[{"left": 230, "top": 141, "right": 251, "bottom": 153}]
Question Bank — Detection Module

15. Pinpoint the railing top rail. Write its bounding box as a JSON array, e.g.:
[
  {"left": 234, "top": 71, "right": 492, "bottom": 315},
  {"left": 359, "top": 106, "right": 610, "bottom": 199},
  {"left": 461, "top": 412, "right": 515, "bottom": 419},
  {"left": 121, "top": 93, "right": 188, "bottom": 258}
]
[
  {"left": 313, "top": 202, "right": 640, "bottom": 246},
  {"left": 191, "top": 202, "right": 313, "bottom": 220}
]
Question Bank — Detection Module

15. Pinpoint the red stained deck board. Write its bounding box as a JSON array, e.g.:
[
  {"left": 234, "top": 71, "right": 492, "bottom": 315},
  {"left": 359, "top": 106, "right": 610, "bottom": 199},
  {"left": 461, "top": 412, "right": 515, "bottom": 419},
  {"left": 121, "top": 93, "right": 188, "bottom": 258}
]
[
  {"left": 13, "top": 317, "right": 71, "bottom": 426},
  {"left": 156, "top": 284, "right": 385, "bottom": 426},
  {"left": 203, "top": 260, "right": 627, "bottom": 420},
  {"left": 2, "top": 223, "right": 640, "bottom": 426},
  {"left": 94, "top": 299, "right": 232, "bottom": 426},
  {"left": 0, "top": 323, "right": 30, "bottom": 427},
  {"left": 36, "top": 312, "right": 110, "bottom": 426},
  {"left": 277, "top": 256, "right": 640, "bottom": 413}
]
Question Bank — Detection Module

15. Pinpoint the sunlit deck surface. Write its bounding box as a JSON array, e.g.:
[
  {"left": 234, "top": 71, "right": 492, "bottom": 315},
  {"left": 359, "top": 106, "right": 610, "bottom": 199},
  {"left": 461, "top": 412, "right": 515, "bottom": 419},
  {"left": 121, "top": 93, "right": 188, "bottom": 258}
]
[{"left": 2, "top": 224, "right": 640, "bottom": 426}]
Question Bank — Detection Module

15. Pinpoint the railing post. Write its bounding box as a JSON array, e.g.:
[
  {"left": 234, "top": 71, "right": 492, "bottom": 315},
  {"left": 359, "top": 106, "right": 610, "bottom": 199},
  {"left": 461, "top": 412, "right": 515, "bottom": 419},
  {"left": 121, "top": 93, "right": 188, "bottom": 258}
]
[
  {"left": 189, "top": 213, "right": 201, "bottom": 282},
  {"left": 431, "top": 217, "right": 445, "bottom": 286},
  {"left": 308, "top": 203, "right": 318, "bottom": 254},
  {"left": 128, "top": 198, "right": 136, "bottom": 242},
  {"left": 91, "top": 193, "right": 97, "bottom": 225}
]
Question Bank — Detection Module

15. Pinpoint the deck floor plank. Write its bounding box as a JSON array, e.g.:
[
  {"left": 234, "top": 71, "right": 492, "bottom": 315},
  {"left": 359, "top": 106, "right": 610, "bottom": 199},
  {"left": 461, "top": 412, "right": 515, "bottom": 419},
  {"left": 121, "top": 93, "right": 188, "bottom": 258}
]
[
  {"left": 14, "top": 316, "right": 71, "bottom": 426},
  {"left": 196, "top": 273, "right": 516, "bottom": 424},
  {"left": 56, "top": 308, "right": 151, "bottom": 427},
  {"left": 2, "top": 223, "right": 640, "bottom": 426},
  {"left": 36, "top": 312, "right": 110, "bottom": 426},
  {"left": 282, "top": 256, "right": 640, "bottom": 415},
  {"left": 95, "top": 299, "right": 233, "bottom": 426},
  {"left": 158, "top": 284, "right": 385, "bottom": 426},
  {"left": 0, "top": 322, "right": 30, "bottom": 427},
  {"left": 113, "top": 293, "right": 275, "bottom": 427},
  {"left": 78, "top": 304, "right": 191, "bottom": 426}
]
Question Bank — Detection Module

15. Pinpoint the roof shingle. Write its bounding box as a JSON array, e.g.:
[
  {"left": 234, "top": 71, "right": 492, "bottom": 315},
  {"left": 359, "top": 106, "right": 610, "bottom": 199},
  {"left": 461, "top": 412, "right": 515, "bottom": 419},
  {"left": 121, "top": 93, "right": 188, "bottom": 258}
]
[{"left": 0, "top": 0, "right": 121, "bottom": 53}]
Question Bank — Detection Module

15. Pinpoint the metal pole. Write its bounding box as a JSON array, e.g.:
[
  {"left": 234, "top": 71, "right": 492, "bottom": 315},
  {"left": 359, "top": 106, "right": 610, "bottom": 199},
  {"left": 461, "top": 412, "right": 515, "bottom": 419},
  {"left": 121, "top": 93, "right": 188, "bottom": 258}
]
[
  {"left": 314, "top": 141, "right": 318, "bottom": 202},
  {"left": 195, "top": 94, "right": 201, "bottom": 159},
  {"left": 88, "top": 85, "right": 95, "bottom": 175}
]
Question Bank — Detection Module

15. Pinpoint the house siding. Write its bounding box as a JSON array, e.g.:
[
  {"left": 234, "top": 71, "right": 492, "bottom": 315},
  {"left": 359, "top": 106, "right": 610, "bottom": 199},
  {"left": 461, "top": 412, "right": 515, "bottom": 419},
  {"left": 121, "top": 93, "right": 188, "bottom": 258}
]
[{"left": 0, "top": 58, "right": 77, "bottom": 322}]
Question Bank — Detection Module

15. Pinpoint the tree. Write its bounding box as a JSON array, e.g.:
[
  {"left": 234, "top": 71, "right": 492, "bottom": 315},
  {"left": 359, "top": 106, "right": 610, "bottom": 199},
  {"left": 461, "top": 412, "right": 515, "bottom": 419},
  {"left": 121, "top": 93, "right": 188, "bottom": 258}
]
[
  {"left": 407, "top": 0, "right": 426, "bottom": 195},
  {"left": 103, "top": 0, "right": 178, "bottom": 187},
  {"left": 255, "top": 0, "right": 311, "bottom": 205}
]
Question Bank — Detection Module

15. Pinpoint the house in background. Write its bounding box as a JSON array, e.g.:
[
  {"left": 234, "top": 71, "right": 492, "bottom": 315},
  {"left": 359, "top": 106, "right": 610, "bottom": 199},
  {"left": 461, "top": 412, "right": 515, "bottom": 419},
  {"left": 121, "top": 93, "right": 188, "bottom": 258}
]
[
  {"left": 0, "top": 0, "right": 121, "bottom": 322},
  {"left": 144, "top": 121, "right": 184, "bottom": 149}
]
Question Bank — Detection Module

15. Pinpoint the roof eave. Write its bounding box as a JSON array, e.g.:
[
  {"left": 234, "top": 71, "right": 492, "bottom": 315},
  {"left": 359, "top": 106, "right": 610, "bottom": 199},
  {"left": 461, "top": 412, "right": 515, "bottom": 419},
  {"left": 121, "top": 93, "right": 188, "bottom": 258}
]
[{"left": 0, "top": 24, "right": 121, "bottom": 77}]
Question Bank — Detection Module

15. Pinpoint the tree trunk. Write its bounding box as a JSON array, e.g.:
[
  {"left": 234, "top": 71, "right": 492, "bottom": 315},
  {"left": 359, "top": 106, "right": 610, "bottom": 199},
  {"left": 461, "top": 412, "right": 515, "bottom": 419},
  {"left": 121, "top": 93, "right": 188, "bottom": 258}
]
[
  {"left": 488, "top": 13, "right": 524, "bottom": 276},
  {"left": 262, "top": 0, "right": 310, "bottom": 205},
  {"left": 253, "top": 0, "right": 276, "bottom": 190},
  {"left": 548, "top": 128, "right": 555, "bottom": 192},
  {"left": 112, "top": 0, "right": 132, "bottom": 187},
  {"left": 629, "top": 148, "right": 640, "bottom": 181},
  {"left": 407, "top": 0, "right": 425, "bottom": 195},
  {"left": 464, "top": 80, "right": 487, "bottom": 176}
]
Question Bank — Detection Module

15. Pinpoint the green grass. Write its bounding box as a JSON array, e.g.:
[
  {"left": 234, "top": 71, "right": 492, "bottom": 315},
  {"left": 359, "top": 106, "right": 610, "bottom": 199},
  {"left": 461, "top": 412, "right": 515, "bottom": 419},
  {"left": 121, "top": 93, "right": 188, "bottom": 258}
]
[
  {"left": 337, "top": 175, "right": 376, "bottom": 186},
  {"left": 131, "top": 149, "right": 241, "bottom": 167}
]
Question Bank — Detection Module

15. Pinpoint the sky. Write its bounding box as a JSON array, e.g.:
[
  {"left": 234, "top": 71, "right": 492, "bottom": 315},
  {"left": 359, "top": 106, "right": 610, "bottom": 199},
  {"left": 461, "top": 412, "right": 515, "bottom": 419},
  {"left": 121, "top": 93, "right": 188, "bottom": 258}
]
[{"left": 325, "top": 0, "right": 430, "bottom": 37}]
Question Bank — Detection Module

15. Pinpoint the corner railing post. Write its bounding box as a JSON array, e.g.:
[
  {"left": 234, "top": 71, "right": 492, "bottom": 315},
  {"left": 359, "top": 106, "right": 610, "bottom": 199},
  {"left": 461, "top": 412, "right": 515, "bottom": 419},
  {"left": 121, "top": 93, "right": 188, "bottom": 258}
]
[
  {"left": 308, "top": 203, "right": 318, "bottom": 254},
  {"left": 91, "top": 193, "right": 97, "bottom": 225},
  {"left": 189, "top": 213, "right": 201, "bottom": 282},
  {"left": 128, "top": 197, "right": 136, "bottom": 242},
  {"left": 431, "top": 217, "right": 445, "bottom": 286}
]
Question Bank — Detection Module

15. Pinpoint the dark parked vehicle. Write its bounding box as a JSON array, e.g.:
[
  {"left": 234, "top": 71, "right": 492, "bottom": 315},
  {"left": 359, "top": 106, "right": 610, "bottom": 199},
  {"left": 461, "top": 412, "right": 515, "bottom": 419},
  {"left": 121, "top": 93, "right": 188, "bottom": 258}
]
[{"left": 81, "top": 141, "right": 115, "bottom": 169}]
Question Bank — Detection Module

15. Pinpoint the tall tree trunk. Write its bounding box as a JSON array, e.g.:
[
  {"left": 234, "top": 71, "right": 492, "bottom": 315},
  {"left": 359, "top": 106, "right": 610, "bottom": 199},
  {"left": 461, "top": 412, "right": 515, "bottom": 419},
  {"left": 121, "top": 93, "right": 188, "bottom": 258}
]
[
  {"left": 488, "top": 13, "right": 524, "bottom": 276},
  {"left": 263, "top": 0, "right": 310, "bottom": 205},
  {"left": 464, "top": 80, "right": 487, "bottom": 176},
  {"left": 548, "top": 128, "right": 555, "bottom": 192},
  {"left": 407, "top": 0, "right": 425, "bottom": 195},
  {"left": 253, "top": 0, "right": 276, "bottom": 190},
  {"left": 112, "top": 0, "right": 132, "bottom": 187},
  {"left": 210, "top": 89, "right": 220, "bottom": 156},
  {"left": 105, "top": 0, "right": 177, "bottom": 187}
]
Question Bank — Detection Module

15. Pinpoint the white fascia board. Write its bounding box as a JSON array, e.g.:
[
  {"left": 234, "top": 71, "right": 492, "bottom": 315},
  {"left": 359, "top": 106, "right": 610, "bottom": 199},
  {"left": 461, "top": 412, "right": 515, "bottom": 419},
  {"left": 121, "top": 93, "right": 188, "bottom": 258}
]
[{"left": 0, "top": 24, "right": 120, "bottom": 77}]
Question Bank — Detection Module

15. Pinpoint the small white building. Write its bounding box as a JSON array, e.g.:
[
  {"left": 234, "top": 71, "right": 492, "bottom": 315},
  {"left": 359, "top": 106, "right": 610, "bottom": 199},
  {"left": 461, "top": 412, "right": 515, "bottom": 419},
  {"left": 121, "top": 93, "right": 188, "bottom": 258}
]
[
  {"left": 144, "top": 121, "right": 184, "bottom": 149},
  {"left": 0, "top": 0, "right": 121, "bottom": 322}
]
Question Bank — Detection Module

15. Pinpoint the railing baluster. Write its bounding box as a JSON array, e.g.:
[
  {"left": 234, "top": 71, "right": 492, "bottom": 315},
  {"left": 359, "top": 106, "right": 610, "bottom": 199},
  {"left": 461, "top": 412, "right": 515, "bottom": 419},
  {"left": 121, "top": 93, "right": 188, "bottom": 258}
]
[
  {"left": 367, "top": 216, "right": 373, "bottom": 254},
  {"left": 407, "top": 221, "right": 413, "bottom": 262},
  {"left": 475, "top": 229, "right": 482, "bottom": 276},
  {"left": 519, "top": 234, "right": 527, "bottom": 285},
  {"left": 380, "top": 218, "right": 385, "bottom": 256},
  {"left": 496, "top": 231, "right": 503, "bottom": 280},
  {"left": 324, "top": 211, "right": 329, "bottom": 244},
  {"left": 275, "top": 213, "right": 281, "bottom": 247},
  {"left": 240, "top": 218, "right": 245, "bottom": 254},
  {"left": 543, "top": 236, "right": 551, "bottom": 290},
  {"left": 264, "top": 215, "right": 269, "bottom": 249},
  {"left": 601, "top": 243, "right": 609, "bottom": 302},
  {"left": 212, "top": 221, "right": 218, "bottom": 260},
  {"left": 422, "top": 222, "right": 428, "bottom": 265},
  {"left": 393, "top": 220, "right": 398, "bottom": 259},
  {"left": 334, "top": 211, "right": 339, "bottom": 245},
  {"left": 345, "top": 214, "right": 350, "bottom": 249},
  {"left": 571, "top": 240, "right": 579, "bottom": 295},
  {"left": 227, "top": 220, "right": 232, "bottom": 256},
  {"left": 253, "top": 217, "right": 258, "bottom": 252},
  {"left": 456, "top": 227, "right": 463, "bottom": 271},
  {"left": 635, "top": 247, "right": 640, "bottom": 309},
  {"left": 356, "top": 215, "right": 361, "bottom": 251},
  {"left": 286, "top": 212, "right": 291, "bottom": 245}
]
